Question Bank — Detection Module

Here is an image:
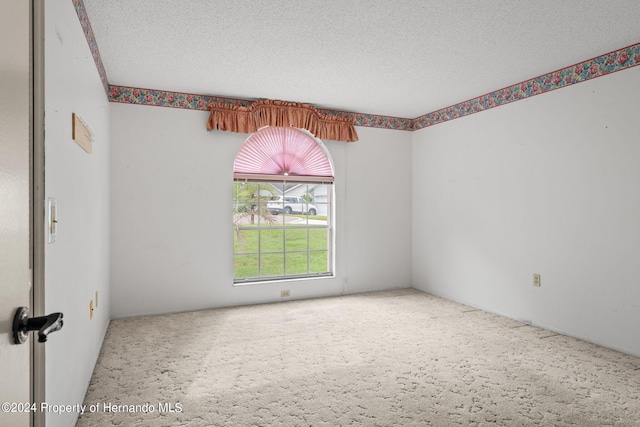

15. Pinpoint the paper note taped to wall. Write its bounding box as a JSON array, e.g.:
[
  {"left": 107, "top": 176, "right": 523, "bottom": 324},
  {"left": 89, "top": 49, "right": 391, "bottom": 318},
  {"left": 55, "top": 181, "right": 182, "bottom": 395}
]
[{"left": 72, "top": 112, "right": 93, "bottom": 154}]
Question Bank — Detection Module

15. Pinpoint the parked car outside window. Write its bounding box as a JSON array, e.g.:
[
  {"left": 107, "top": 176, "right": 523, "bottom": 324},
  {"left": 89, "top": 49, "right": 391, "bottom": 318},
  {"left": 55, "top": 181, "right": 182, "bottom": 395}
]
[{"left": 267, "top": 196, "right": 317, "bottom": 215}]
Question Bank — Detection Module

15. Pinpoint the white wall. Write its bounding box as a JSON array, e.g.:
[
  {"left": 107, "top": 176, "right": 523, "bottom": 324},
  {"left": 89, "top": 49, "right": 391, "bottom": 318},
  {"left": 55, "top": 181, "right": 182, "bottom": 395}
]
[
  {"left": 412, "top": 66, "right": 640, "bottom": 357},
  {"left": 110, "top": 104, "right": 412, "bottom": 318},
  {"left": 45, "top": 2, "right": 111, "bottom": 426}
]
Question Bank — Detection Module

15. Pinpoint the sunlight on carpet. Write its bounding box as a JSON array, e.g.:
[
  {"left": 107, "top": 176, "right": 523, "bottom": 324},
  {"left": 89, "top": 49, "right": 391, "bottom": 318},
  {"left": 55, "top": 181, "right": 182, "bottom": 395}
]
[{"left": 76, "top": 289, "right": 640, "bottom": 426}]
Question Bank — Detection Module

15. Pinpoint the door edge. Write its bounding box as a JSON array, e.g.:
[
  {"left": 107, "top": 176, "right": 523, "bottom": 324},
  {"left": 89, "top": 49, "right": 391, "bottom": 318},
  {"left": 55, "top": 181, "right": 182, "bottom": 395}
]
[{"left": 31, "top": 1, "right": 46, "bottom": 426}]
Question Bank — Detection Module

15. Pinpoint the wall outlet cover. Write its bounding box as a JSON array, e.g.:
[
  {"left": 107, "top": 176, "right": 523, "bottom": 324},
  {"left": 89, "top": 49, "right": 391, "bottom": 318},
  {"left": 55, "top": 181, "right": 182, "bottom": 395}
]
[{"left": 533, "top": 274, "right": 541, "bottom": 287}]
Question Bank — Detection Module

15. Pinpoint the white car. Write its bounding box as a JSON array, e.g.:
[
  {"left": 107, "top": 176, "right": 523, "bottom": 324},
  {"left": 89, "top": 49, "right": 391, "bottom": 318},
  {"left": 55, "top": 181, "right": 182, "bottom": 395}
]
[{"left": 267, "top": 196, "right": 317, "bottom": 215}]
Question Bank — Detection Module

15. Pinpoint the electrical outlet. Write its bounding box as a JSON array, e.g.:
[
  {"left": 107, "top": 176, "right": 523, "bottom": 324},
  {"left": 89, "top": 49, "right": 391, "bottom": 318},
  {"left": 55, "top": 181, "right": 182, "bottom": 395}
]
[
  {"left": 280, "top": 290, "right": 290, "bottom": 298},
  {"left": 533, "top": 274, "right": 541, "bottom": 287},
  {"left": 89, "top": 300, "right": 94, "bottom": 319}
]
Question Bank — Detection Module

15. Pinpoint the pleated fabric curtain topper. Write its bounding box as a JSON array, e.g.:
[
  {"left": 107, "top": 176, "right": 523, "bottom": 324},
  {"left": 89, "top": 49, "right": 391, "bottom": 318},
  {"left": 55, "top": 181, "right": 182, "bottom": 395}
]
[
  {"left": 207, "top": 99, "right": 358, "bottom": 142},
  {"left": 233, "top": 126, "right": 334, "bottom": 183}
]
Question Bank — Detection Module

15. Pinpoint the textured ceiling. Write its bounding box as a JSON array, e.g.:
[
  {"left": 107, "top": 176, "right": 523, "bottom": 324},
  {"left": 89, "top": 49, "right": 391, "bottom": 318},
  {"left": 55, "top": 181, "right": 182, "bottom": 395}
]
[{"left": 82, "top": 0, "right": 640, "bottom": 118}]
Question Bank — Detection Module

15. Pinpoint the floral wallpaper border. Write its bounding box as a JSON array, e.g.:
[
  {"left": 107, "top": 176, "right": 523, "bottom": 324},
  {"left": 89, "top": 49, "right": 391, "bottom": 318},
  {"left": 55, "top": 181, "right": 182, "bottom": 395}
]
[
  {"left": 413, "top": 43, "right": 640, "bottom": 130},
  {"left": 72, "top": 0, "right": 109, "bottom": 95},
  {"left": 76, "top": 0, "right": 638, "bottom": 131},
  {"left": 107, "top": 86, "right": 416, "bottom": 131},
  {"left": 108, "top": 87, "right": 251, "bottom": 111}
]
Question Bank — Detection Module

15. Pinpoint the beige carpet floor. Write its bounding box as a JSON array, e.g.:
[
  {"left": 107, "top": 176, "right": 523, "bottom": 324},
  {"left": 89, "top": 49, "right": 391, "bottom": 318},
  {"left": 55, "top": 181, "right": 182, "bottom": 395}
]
[{"left": 77, "top": 289, "right": 640, "bottom": 426}]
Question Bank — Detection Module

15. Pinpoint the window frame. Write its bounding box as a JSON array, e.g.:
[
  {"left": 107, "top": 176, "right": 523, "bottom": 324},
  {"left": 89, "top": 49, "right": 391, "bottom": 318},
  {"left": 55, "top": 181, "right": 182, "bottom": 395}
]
[
  {"left": 233, "top": 180, "right": 334, "bottom": 285},
  {"left": 232, "top": 126, "right": 336, "bottom": 285}
]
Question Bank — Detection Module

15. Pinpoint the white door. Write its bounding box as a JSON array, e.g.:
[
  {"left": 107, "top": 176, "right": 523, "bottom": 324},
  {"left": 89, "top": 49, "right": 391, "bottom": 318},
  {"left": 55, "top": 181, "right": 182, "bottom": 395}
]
[{"left": 0, "top": 1, "right": 34, "bottom": 426}]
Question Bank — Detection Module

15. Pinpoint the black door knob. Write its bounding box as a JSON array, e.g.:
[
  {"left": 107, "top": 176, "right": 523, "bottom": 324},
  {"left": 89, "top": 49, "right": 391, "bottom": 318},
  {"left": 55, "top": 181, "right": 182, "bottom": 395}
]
[{"left": 12, "top": 307, "right": 64, "bottom": 344}]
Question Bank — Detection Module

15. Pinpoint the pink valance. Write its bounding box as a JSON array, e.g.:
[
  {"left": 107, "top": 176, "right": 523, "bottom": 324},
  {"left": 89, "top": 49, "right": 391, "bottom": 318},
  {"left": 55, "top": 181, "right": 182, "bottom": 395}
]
[{"left": 206, "top": 99, "right": 358, "bottom": 142}]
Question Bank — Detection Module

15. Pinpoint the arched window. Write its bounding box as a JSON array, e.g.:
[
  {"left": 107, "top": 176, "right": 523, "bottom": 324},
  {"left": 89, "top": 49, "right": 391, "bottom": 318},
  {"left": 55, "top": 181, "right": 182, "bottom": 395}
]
[{"left": 233, "top": 127, "right": 334, "bottom": 283}]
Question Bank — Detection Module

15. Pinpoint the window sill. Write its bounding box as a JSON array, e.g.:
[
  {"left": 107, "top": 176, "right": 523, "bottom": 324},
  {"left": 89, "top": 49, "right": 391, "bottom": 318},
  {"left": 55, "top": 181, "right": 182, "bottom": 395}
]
[{"left": 233, "top": 273, "right": 334, "bottom": 287}]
